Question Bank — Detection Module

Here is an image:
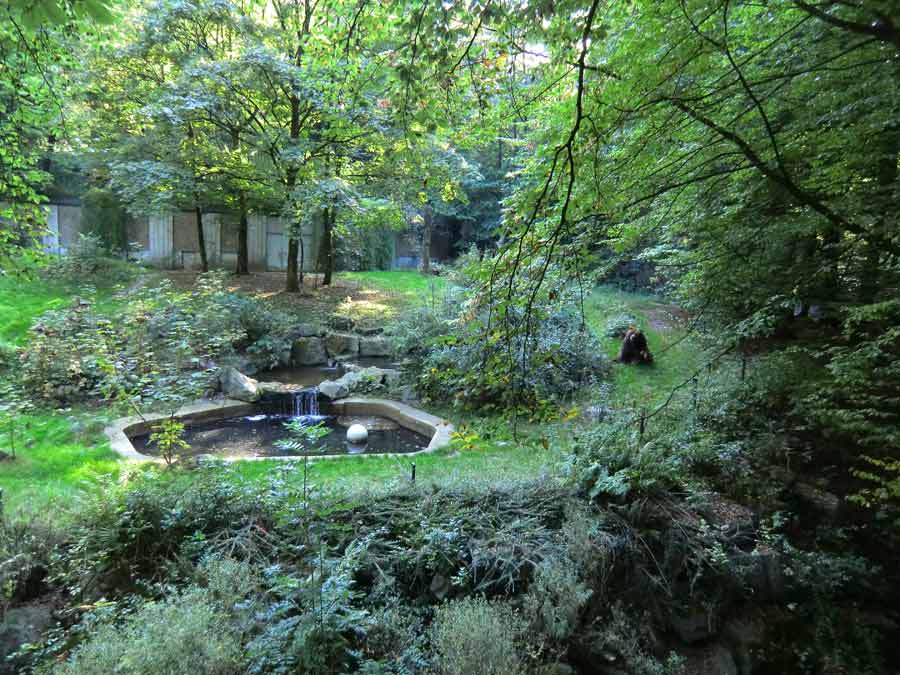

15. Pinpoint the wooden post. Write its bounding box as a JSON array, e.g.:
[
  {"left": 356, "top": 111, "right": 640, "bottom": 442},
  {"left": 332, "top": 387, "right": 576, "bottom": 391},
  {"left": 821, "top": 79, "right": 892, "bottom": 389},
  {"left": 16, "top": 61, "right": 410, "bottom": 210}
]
[
  {"left": 741, "top": 355, "right": 747, "bottom": 381},
  {"left": 639, "top": 410, "right": 646, "bottom": 442},
  {"left": 410, "top": 463, "right": 416, "bottom": 483}
]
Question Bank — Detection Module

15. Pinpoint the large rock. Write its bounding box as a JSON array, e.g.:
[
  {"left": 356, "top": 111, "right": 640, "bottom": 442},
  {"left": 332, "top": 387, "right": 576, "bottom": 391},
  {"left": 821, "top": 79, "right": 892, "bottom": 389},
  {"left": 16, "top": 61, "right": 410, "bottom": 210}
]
[
  {"left": 328, "top": 315, "right": 354, "bottom": 331},
  {"left": 318, "top": 379, "right": 350, "bottom": 400},
  {"left": 218, "top": 366, "right": 259, "bottom": 402},
  {"left": 325, "top": 332, "right": 359, "bottom": 357},
  {"left": 257, "top": 381, "right": 294, "bottom": 396},
  {"left": 359, "top": 336, "right": 392, "bottom": 357},
  {"left": 671, "top": 609, "right": 716, "bottom": 644},
  {"left": 679, "top": 643, "right": 738, "bottom": 675},
  {"left": 316, "top": 366, "right": 402, "bottom": 400},
  {"left": 731, "top": 548, "right": 785, "bottom": 601},
  {"left": 292, "top": 323, "right": 324, "bottom": 338},
  {"left": 291, "top": 337, "right": 327, "bottom": 365}
]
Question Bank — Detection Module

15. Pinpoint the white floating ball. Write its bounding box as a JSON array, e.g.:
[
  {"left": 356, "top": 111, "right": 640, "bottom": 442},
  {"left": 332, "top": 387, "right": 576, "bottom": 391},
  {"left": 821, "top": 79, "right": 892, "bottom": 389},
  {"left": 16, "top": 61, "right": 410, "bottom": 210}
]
[{"left": 347, "top": 423, "right": 368, "bottom": 444}]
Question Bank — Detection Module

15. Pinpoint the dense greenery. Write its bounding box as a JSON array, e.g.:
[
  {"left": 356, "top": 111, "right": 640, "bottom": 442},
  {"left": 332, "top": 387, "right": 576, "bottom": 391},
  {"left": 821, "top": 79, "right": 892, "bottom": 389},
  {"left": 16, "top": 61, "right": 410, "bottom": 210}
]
[{"left": 1, "top": 0, "right": 899, "bottom": 672}]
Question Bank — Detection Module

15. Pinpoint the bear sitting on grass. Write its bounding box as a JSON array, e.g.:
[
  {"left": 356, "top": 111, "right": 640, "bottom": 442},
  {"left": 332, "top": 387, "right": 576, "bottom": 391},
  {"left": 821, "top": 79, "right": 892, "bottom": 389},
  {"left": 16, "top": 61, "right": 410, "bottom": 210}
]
[{"left": 617, "top": 327, "right": 653, "bottom": 365}]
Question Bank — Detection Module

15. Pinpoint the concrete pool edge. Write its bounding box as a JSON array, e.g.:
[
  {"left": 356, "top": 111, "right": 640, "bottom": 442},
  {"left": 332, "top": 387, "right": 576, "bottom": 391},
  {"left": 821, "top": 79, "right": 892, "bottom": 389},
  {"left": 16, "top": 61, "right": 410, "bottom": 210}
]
[{"left": 104, "top": 397, "right": 455, "bottom": 463}]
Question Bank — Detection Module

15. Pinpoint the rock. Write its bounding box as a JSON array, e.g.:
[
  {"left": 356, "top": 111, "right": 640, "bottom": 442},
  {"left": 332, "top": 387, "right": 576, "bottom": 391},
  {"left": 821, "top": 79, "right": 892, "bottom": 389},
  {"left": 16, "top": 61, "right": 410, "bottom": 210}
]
[
  {"left": 355, "top": 323, "right": 383, "bottom": 336},
  {"left": 359, "top": 336, "right": 392, "bottom": 357},
  {"left": 538, "top": 665, "right": 575, "bottom": 675},
  {"left": 291, "top": 337, "right": 327, "bottom": 366},
  {"left": 328, "top": 315, "right": 354, "bottom": 331},
  {"left": 318, "top": 379, "right": 350, "bottom": 400},
  {"left": 671, "top": 610, "right": 715, "bottom": 644},
  {"left": 731, "top": 548, "right": 785, "bottom": 601},
  {"left": 722, "top": 616, "right": 766, "bottom": 675},
  {"left": 218, "top": 366, "right": 259, "bottom": 402},
  {"left": 316, "top": 366, "right": 400, "bottom": 400},
  {"left": 1, "top": 603, "right": 56, "bottom": 674},
  {"left": 794, "top": 481, "right": 842, "bottom": 518},
  {"left": 679, "top": 642, "right": 739, "bottom": 675},
  {"left": 324, "top": 332, "right": 359, "bottom": 357},
  {"left": 430, "top": 574, "right": 449, "bottom": 600},
  {"left": 293, "top": 323, "right": 324, "bottom": 337},
  {"left": 257, "top": 381, "right": 293, "bottom": 396},
  {"left": 383, "top": 368, "right": 402, "bottom": 388}
]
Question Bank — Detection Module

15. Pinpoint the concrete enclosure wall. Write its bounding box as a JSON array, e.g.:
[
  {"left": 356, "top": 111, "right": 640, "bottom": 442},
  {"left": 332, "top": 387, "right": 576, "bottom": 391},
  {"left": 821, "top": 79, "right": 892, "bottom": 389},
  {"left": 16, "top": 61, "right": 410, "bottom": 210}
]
[{"left": 41, "top": 203, "right": 322, "bottom": 272}]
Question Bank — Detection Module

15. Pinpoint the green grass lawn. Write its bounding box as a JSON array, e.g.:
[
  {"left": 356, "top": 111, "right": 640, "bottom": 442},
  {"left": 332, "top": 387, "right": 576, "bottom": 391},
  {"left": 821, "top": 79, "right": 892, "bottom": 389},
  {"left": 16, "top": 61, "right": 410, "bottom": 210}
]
[
  {"left": 336, "top": 270, "right": 448, "bottom": 303},
  {"left": 583, "top": 286, "right": 703, "bottom": 409},
  {"left": 0, "top": 413, "right": 120, "bottom": 515},
  {"left": 0, "top": 276, "right": 72, "bottom": 347},
  {"left": 230, "top": 433, "right": 558, "bottom": 490},
  {"left": 0, "top": 270, "right": 139, "bottom": 348}
]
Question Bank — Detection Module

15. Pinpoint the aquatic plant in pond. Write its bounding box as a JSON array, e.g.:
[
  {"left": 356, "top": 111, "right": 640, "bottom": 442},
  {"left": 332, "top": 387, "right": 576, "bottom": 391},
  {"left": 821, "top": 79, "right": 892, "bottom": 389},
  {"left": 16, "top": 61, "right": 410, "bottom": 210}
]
[{"left": 277, "top": 418, "right": 332, "bottom": 455}]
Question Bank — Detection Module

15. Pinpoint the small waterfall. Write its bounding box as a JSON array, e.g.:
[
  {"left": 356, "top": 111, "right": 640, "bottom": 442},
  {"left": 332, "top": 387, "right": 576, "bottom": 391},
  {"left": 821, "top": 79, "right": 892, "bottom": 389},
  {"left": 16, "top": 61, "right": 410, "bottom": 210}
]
[{"left": 291, "top": 388, "right": 320, "bottom": 417}]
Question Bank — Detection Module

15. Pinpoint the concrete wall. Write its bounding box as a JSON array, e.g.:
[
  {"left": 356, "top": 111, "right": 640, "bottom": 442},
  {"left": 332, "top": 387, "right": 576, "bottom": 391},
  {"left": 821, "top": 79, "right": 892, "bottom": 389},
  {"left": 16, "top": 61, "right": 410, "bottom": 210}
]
[{"left": 40, "top": 202, "right": 322, "bottom": 272}]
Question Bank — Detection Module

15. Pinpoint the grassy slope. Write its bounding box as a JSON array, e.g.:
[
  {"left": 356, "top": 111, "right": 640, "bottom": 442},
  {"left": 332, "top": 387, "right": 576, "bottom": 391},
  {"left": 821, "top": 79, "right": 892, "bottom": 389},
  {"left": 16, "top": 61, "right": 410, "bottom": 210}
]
[
  {"left": 0, "top": 415, "right": 120, "bottom": 514},
  {"left": 583, "top": 286, "right": 702, "bottom": 409},
  {"left": 0, "top": 272, "right": 136, "bottom": 513},
  {"left": 336, "top": 270, "right": 448, "bottom": 297},
  {"left": 0, "top": 277, "right": 71, "bottom": 347}
]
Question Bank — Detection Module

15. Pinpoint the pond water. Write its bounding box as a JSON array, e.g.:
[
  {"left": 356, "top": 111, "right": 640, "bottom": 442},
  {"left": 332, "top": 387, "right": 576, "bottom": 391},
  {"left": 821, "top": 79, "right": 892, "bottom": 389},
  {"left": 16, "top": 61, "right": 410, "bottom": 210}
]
[
  {"left": 130, "top": 414, "right": 429, "bottom": 459},
  {"left": 261, "top": 356, "right": 400, "bottom": 388}
]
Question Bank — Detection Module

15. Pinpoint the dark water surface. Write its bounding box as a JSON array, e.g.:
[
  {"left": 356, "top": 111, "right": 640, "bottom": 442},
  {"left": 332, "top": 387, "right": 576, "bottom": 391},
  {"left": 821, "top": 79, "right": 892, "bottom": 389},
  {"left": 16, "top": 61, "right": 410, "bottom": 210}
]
[{"left": 130, "top": 414, "right": 429, "bottom": 458}]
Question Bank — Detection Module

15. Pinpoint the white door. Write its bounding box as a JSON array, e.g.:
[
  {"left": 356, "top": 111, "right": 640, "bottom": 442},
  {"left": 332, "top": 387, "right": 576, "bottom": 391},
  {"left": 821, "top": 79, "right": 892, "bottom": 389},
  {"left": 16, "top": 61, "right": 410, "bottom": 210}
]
[{"left": 266, "top": 232, "right": 288, "bottom": 270}]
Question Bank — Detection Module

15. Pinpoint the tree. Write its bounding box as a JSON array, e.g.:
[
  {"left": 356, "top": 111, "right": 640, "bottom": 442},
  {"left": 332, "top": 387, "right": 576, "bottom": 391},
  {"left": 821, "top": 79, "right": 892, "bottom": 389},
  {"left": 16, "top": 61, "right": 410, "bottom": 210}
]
[{"left": 0, "top": 0, "right": 112, "bottom": 269}]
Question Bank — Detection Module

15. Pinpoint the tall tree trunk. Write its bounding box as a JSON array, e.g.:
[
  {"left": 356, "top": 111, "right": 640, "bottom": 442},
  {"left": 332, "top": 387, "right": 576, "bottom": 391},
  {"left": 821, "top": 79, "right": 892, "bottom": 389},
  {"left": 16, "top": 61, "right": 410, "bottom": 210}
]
[
  {"left": 195, "top": 205, "right": 208, "bottom": 272},
  {"left": 284, "top": 95, "right": 301, "bottom": 292},
  {"left": 237, "top": 192, "right": 249, "bottom": 275},
  {"left": 286, "top": 236, "right": 300, "bottom": 290},
  {"left": 319, "top": 207, "right": 334, "bottom": 286},
  {"left": 421, "top": 202, "right": 433, "bottom": 275}
]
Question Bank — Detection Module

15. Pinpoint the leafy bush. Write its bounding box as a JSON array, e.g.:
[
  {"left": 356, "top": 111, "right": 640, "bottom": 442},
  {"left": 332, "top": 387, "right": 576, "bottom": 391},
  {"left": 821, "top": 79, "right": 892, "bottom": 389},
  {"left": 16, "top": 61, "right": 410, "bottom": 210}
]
[
  {"left": 429, "top": 597, "right": 527, "bottom": 675},
  {"left": 51, "top": 588, "right": 243, "bottom": 675},
  {"left": 569, "top": 420, "right": 686, "bottom": 500},
  {"left": 604, "top": 312, "right": 640, "bottom": 338},
  {"left": 1, "top": 515, "right": 60, "bottom": 616},
  {"left": 18, "top": 272, "right": 292, "bottom": 406},
  {"left": 245, "top": 539, "right": 371, "bottom": 675},
  {"left": 59, "top": 466, "right": 278, "bottom": 595},
  {"left": 45, "top": 232, "right": 138, "bottom": 284},
  {"left": 421, "top": 303, "right": 605, "bottom": 416}
]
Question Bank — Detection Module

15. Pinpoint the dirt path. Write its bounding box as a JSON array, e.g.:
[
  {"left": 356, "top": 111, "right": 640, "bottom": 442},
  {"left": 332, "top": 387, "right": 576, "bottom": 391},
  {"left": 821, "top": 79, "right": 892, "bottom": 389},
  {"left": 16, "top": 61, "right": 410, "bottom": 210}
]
[
  {"left": 160, "top": 271, "right": 410, "bottom": 325},
  {"left": 641, "top": 304, "right": 689, "bottom": 333}
]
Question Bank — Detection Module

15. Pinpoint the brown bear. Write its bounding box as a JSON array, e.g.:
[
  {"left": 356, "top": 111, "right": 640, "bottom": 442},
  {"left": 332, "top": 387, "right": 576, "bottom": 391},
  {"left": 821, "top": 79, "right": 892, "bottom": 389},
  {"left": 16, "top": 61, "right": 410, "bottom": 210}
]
[{"left": 617, "top": 327, "right": 653, "bottom": 365}]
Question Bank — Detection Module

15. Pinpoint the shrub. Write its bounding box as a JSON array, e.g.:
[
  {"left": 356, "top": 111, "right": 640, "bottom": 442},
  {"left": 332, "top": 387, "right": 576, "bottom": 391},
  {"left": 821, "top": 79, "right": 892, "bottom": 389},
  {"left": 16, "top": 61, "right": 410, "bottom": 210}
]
[
  {"left": 429, "top": 597, "right": 527, "bottom": 675},
  {"left": 18, "top": 272, "right": 292, "bottom": 406},
  {"left": 1, "top": 515, "right": 61, "bottom": 616},
  {"left": 51, "top": 588, "right": 243, "bottom": 675},
  {"left": 45, "top": 232, "right": 138, "bottom": 284},
  {"left": 569, "top": 419, "right": 686, "bottom": 500},
  {"left": 522, "top": 555, "right": 592, "bottom": 643},
  {"left": 416, "top": 300, "right": 606, "bottom": 416}
]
